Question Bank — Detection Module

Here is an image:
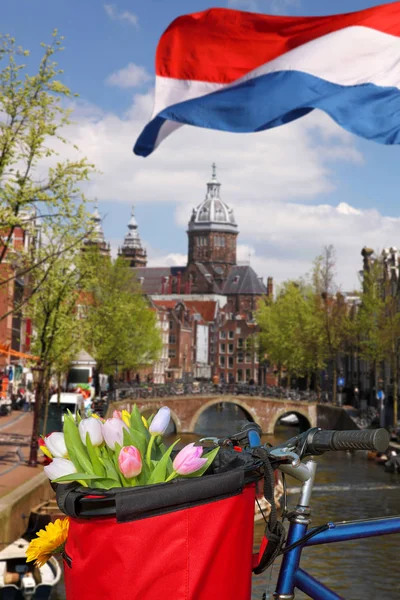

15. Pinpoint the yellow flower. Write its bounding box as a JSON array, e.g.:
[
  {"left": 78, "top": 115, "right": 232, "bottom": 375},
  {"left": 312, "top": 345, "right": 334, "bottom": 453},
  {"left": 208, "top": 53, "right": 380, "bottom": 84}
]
[
  {"left": 26, "top": 518, "right": 69, "bottom": 568},
  {"left": 141, "top": 415, "right": 149, "bottom": 429},
  {"left": 122, "top": 410, "right": 131, "bottom": 427}
]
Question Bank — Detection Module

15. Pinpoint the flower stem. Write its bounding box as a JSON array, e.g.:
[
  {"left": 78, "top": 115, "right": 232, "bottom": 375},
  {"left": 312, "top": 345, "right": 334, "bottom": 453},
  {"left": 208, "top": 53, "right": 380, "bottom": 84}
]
[
  {"left": 146, "top": 435, "right": 156, "bottom": 468},
  {"left": 165, "top": 471, "right": 177, "bottom": 483}
]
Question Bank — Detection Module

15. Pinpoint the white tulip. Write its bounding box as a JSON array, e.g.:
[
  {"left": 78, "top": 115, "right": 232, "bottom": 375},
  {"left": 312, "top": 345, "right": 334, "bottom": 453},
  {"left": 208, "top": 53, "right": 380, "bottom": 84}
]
[
  {"left": 44, "top": 458, "right": 77, "bottom": 482},
  {"left": 44, "top": 432, "right": 68, "bottom": 458},
  {"left": 79, "top": 418, "right": 104, "bottom": 447}
]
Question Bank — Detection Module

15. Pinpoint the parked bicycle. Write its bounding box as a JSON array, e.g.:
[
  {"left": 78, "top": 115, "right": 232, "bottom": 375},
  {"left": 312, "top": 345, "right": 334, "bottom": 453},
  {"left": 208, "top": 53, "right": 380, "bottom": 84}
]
[{"left": 206, "top": 425, "right": 393, "bottom": 599}]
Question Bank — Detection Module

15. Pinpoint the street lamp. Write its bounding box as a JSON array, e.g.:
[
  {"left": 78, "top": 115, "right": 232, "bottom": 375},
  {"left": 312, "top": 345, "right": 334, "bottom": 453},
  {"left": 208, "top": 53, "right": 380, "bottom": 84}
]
[{"left": 28, "top": 364, "right": 44, "bottom": 467}]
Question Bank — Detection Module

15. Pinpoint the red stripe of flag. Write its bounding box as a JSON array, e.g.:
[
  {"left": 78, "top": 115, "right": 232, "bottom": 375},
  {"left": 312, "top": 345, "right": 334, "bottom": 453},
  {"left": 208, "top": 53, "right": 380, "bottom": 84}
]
[{"left": 156, "top": 2, "right": 400, "bottom": 84}]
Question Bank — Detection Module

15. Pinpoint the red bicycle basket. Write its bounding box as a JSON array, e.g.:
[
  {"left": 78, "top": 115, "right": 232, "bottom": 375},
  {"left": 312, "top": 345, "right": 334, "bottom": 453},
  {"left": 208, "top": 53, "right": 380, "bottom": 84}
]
[{"left": 58, "top": 468, "right": 262, "bottom": 600}]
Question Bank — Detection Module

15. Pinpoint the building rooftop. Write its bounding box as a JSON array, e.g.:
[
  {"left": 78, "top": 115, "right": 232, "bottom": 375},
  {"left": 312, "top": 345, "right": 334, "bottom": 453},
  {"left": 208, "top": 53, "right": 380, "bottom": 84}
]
[{"left": 188, "top": 163, "right": 238, "bottom": 234}]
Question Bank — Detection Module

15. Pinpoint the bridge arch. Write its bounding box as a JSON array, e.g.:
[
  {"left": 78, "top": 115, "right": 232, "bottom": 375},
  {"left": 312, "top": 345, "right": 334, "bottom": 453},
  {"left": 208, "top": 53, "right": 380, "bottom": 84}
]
[
  {"left": 138, "top": 403, "right": 181, "bottom": 433},
  {"left": 188, "top": 397, "right": 261, "bottom": 434},
  {"left": 271, "top": 408, "right": 311, "bottom": 434}
]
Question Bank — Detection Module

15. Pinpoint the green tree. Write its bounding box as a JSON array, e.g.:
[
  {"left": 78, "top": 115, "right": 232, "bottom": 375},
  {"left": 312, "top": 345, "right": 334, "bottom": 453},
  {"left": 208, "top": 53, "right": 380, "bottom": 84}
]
[
  {"left": 29, "top": 227, "right": 92, "bottom": 433},
  {"left": 0, "top": 32, "right": 94, "bottom": 318},
  {"left": 312, "top": 246, "right": 351, "bottom": 403},
  {"left": 83, "top": 255, "right": 162, "bottom": 377},
  {"left": 356, "top": 260, "right": 386, "bottom": 406},
  {"left": 257, "top": 281, "right": 325, "bottom": 387}
]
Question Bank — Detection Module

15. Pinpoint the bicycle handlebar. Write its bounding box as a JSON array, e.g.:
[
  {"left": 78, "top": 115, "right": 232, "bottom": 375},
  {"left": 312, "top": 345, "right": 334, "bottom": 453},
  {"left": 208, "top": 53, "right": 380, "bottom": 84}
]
[{"left": 306, "top": 428, "right": 390, "bottom": 455}]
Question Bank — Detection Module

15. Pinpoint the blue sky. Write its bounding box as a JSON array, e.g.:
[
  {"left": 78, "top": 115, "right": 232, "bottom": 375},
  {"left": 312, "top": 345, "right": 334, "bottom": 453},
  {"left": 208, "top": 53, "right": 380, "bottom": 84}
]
[{"left": 4, "top": 0, "right": 400, "bottom": 288}]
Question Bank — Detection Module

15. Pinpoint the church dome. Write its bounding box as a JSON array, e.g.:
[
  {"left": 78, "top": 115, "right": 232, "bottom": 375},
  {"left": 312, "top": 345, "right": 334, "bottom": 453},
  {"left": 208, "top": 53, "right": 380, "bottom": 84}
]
[{"left": 188, "top": 164, "right": 238, "bottom": 233}]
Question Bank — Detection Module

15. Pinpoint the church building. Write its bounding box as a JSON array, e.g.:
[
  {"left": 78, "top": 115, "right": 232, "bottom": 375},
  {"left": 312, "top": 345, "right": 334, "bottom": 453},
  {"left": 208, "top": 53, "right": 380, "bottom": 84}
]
[{"left": 118, "top": 165, "right": 273, "bottom": 384}]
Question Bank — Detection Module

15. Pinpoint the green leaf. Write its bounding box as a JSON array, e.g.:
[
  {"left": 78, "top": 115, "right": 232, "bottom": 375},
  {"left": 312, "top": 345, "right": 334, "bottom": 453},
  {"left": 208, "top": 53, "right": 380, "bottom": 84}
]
[
  {"left": 147, "top": 439, "right": 180, "bottom": 485},
  {"left": 130, "top": 404, "right": 150, "bottom": 440},
  {"left": 183, "top": 447, "right": 220, "bottom": 478},
  {"left": 101, "top": 446, "right": 122, "bottom": 485},
  {"left": 53, "top": 472, "right": 103, "bottom": 483},
  {"left": 123, "top": 427, "right": 147, "bottom": 458},
  {"left": 63, "top": 413, "right": 93, "bottom": 474},
  {"left": 86, "top": 433, "right": 105, "bottom": 477}
]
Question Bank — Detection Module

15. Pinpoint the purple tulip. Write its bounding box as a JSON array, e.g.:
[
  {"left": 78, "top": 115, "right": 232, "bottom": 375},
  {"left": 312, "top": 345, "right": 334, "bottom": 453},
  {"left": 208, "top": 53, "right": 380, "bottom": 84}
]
[
  {"left": 172, "top": 443, "right": 208, "bottom": 476},
  {"left": 102, "top": 418, "right": 128, "bottom": 451},
  {"left": 118, "top": 446, "right": 142, "bottom": 478},
  {"left": 149, "top": 407, "right": 170, "bottom": 435}
]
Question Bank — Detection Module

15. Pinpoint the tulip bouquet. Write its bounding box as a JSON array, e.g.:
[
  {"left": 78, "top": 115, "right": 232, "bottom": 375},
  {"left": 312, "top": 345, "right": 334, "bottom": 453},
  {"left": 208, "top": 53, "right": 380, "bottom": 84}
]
[{"left": 40, "top": 406, "right": 219, "bottom": 489}]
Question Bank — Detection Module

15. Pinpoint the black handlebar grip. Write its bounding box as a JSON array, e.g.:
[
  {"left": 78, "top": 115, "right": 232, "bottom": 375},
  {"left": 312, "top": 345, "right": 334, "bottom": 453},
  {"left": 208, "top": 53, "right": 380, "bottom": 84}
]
[{"left": 308, "top": 428, "right": 390, "bottom": 454}]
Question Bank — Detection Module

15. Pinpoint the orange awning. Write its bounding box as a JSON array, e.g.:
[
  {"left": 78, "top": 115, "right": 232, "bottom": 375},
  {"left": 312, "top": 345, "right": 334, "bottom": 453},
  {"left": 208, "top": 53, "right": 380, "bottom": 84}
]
[{"left": 0, "top": 343, "right": 39, "bottom": 361}]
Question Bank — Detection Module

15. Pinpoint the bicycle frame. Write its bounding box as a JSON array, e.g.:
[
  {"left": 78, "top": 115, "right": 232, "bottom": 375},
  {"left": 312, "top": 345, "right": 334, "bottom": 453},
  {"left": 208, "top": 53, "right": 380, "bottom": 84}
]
[{"left": 274, "top": 460, "right": 400, "bottom": 600}]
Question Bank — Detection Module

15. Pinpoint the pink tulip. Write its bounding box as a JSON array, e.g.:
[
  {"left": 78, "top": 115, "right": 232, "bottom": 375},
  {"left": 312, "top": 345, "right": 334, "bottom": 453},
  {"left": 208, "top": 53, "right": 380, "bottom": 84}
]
[
  {"left": 172, "top": 443, "right": 208, "bottom": 475},
  {"left": 113, "top": 410, "right": 122, "bottom": 420},
  {"left": 102, "top": 418, "right": 128, "bottom": 451},
  {"left": 118, "top": 446, "right": 142, "bottom": 478}
]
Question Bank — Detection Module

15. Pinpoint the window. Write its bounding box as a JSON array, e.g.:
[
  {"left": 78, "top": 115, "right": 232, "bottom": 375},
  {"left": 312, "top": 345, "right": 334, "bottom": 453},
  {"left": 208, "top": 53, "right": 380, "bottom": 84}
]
[
  {"left": 220, "top": 343, "right": 226, "bottom": 354},
  {"left": 210, "top": 345, "right": 215, "bottom": 354},
  {"left": 219, "top": 356, "right": 225, "bottom": 367},
  {"left": 168, "top": 349, "right": 176, "bottom": 358},
  {"left": 220, "top": 331, "right": 226, "bottom": 339},
  {"left": 245, "top": 354, "right": 251, "bottom": 363},
  {"left": 228, "top": 356, "right": 234, "bottom": 369},
  {"left": 237, "top": 353, "right": 243, "bottom": 363},
  {"left": 169, "top": 335, "right": 176, "bottom": 344},
  {"left": 237, "top": 369, "right": 243, "bottom": 382},
  {"left": 169, "top": 321, "right": 174, "bottom": 329},
  {"left": 246, "top": 369, "right": 251, "bottom": 381},
  {"left": 238, "top": 338, "right": 244, "bottom": 349},
  {"left": 228, "top": 331, "right": 234, "bottom": 340},
  {"left": 228, "top": 344, "right": 234, "bottom": 354}
]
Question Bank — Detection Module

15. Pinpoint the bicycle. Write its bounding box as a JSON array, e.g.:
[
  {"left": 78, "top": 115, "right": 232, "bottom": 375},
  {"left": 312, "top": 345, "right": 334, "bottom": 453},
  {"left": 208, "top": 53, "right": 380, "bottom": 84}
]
[{"left": 207, "top": 425, "right": 394, "bottom": 599}]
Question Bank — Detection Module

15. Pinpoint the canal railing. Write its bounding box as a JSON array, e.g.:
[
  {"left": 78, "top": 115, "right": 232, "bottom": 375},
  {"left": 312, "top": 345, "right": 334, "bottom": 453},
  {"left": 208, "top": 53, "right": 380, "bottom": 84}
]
[{"left": 111, "top": 383, "right": 319, "bottom": 402}]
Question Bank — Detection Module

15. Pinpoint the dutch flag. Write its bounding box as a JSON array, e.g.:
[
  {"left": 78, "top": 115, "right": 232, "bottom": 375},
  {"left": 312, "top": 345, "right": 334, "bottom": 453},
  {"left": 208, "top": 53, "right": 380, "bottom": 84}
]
[{"left": 134, "top": 2, "right": 400, "bottom": 157}]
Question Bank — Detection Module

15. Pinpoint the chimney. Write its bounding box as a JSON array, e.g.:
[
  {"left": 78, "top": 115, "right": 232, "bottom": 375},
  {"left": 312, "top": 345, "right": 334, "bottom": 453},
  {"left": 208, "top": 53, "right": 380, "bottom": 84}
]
[
  {"left": 267, "top": 277, "right": 273, "bottom": 296},
  {"left": 188, "top": 275, "right": 192, "bottom": 294}
]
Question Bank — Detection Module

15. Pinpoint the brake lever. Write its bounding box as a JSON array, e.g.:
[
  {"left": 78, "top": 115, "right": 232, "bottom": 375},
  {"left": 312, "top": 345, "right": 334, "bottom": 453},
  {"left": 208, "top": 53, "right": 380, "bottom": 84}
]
[{"left": 268, "top": 447, "right": 301, "bottom": 467}]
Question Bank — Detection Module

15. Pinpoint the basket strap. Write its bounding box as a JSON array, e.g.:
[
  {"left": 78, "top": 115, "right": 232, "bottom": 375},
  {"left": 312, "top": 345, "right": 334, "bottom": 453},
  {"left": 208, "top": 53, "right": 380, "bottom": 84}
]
[
  {"left": 115, "top": 468, "right": 244, "bottom": 523},
  {"left": 251, "top": 447, "right": 285, "bottom": 574},
  {"left": 56, "top": 483, "right": 85, "bottom": 518}
]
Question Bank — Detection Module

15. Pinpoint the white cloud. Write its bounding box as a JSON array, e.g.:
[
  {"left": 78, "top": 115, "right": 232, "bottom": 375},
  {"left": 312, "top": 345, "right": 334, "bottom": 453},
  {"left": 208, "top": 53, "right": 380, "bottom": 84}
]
[
  {"left": 104, "top": 4, "right": 138, "bottom": 27},
  {"left": 227, "top": 0, "right": 300, "bottom": 14},
  {"left": 105, "top": 63, "right": 151, "bottom": 89},
  {"left": 35, "top": 90, "right": 400, "bottom": 291},
  {"left": 147, "top": 252, "right": 187, "bottom": 268}
]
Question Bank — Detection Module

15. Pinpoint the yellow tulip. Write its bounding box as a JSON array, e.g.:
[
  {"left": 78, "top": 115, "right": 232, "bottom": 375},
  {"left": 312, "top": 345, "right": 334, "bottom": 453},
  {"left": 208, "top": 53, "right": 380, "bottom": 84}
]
[{"left": 122, "top": 410, "right": 131, "bottom": 427}]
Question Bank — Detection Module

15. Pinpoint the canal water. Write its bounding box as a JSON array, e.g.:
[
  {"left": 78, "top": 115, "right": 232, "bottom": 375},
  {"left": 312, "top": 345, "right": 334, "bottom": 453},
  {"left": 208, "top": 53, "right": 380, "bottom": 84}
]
[{"left": 53, "top": 404, "right": 400, "bottom": 599}]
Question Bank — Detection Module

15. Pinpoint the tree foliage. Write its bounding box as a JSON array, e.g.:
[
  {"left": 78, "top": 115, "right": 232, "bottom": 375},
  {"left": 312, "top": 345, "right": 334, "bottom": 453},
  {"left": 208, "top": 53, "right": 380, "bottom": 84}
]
[
  {"left": 0, "top": 32, "right": 95, "bottom": 318},
  {"left": 82, "top": 253, "right": 162, "bottom": 375}
]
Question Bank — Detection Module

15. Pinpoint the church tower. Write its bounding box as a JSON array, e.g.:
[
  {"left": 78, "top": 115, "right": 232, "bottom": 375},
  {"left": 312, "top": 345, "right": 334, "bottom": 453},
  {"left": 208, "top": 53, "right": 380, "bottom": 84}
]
[
  {"left": 118, "top": 206, "right": 147, "bottom": 267},
  {"left": 187, "top": 164, "right": 238, "bottom": 275},
  {"left": 83, "top": 201, "right": 110, "bottom": 256}
]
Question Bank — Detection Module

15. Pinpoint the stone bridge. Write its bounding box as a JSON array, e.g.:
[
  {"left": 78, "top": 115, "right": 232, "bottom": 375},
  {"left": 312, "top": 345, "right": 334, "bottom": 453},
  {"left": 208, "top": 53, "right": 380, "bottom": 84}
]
[{"left": 111, "top": 395, "right": 322, "bottom": 435}]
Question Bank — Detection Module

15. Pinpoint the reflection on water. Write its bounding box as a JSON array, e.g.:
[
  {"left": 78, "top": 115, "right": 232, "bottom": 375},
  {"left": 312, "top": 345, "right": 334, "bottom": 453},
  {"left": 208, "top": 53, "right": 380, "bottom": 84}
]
[{"left": 53, "top": 405, "right": 400, "bottom": 600}]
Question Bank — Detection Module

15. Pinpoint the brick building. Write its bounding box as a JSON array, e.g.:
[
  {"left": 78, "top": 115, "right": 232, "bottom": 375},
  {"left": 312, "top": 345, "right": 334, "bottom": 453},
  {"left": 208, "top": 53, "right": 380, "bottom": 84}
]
[
  {"left": 0, "top": 221, "right": 36, "bottom": 371},
  {"left": 127, "top": 165, "right": 273, "bottom": 384}
]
